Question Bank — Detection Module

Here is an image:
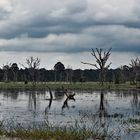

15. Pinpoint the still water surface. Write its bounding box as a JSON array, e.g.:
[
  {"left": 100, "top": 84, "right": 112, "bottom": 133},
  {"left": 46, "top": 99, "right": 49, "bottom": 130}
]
[{"left": 0, "top": 89, "right": 140, "bottom": 139}]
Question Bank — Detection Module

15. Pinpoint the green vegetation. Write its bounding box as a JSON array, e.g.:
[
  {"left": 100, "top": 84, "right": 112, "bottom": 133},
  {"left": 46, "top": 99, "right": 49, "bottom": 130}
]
[
  {"left": 0, "top": 129, "right": 98, "bottom": 140},
  {"left": 0, "top": 121, "right": 106, "bottom": 140},
  {"left": 123, "top": 118, "right": 140, "bottom": 132},
  {"left": 127, "top": 118, "right": 140, "bottom": 124},
  {"left": 0, "top": 81, "right": 139, "bottom": 90}
]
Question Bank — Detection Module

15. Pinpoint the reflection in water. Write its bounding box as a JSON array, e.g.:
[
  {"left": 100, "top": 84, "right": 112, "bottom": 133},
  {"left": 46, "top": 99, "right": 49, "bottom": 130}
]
[
  {"left": 45, "top": 86, "right": 53, "bottom": 115},
  {"left": 100, "top": 91, "right": 105, "bottom": 110},
  {"left": 96, "top": 90, "right": 109, "bottom": 135},
  {"left": 132, "top": 93, "right": 139, "bottom": 108},
  {"left": 3, "top": 89, "right": 19, "bottom": 100},
  {"left": 54, "top": 86, "right": 66, "bottom": 100},
  {"left": 0, "top": 90, "right": 140, "bottom": 140},
  {"left": 27, "top": 90, "right": 46, "bottom": 113},
  {"left": 45, "top": 98, "right": 52, "bottom": 115},
  {"left": 46, "top": 86, "right": 53, "bottom": 100},
  {"left": 45, "top": 86, "right": 66, "bottom": 115},
  {"left": 131, "top": 91, "right": 140, "bottom": 115},
  {"left": 99, "top": 90, "right": 108, "bottom": 117},
  {"left": 28, "top": 91, "right": 37, "bottom": 112}
]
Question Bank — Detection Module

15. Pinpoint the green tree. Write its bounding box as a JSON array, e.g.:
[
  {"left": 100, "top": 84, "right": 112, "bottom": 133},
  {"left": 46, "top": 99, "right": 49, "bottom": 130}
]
[
  {"left": 54, "top": 62, "right": 65, "bottom": 82},
  {"left": 3, "top": 63, "right": 11, "bottom": 82},
  {"left": 11, "top": 63, "right": 19, "bottom": 82}
]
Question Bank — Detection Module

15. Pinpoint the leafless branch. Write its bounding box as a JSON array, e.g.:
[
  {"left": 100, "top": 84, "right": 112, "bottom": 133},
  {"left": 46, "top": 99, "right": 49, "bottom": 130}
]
[
  {"left": 81, "top": 61, "right": 99, "bottom": 69},
  {"left": 81, "top": 48, "right": 112, "bottom": 86}
]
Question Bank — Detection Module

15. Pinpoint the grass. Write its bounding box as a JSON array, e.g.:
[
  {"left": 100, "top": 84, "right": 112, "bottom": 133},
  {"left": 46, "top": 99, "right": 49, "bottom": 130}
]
[
  {"left": 123, "top": 118, "right": 140, "bottom": 132},
  {"left": 1, "top": 129, "right": 100, "bottom": 140},
  {"left": 0, "top": 81, "right": 139, "bottom": 90},
  {"left": 0, "top": 121, "right": 106, "bottom": 140},
  {"left": 127, "top": 118, "right": 140, "bottom": 124}
]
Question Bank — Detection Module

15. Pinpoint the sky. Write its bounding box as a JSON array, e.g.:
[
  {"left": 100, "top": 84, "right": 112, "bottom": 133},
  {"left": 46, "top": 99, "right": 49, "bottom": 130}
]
[{"left": 0, "top": 0, "right": 140, "bottom": 69}]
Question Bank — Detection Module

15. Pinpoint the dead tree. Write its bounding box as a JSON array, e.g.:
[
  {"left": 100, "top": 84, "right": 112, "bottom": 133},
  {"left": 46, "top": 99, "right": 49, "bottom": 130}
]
[
  {"left": 45, "top": 86, "right": 53, "bottom": 115},
  {"left": 62, "top": 93, "right": 75, "bottom": 110},
  {"left": 46, "top": 85, "right": 53, "bottom": 100},
  {"left": 81, "top": 48, "right": 112, "bottom": 86},
  {"left": 130, "top": 58, "right": 140, "bottom": 87},
  {"left": 21, "top": 56, "right": 40, "bottom": 86},
  {"left": 65, "top": 92, "right": 75, "bottom": 100}
]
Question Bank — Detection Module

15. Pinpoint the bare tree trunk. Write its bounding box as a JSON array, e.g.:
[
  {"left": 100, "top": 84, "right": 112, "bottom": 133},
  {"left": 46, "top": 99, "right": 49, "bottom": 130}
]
[
  {"left": 55, "top": 70, "right": 57, "bottom": 82},
  {"left": 4, "top": 71, "right": 8, "bottom": 82},
  {"left": 81, "top": 48, "right": 112, "bottom": 87}
]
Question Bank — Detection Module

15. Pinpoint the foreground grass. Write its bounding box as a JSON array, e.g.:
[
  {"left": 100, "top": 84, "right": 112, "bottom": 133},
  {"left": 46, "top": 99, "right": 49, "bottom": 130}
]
[
  {"left": 0, "top": 81, "right": 139, "bottom": 90},
  {"left": 0, "top": 122, "right": 105, "bottom": 140},
  {"left": 0, "top": 129, "right": 103, "bottom": 140}
]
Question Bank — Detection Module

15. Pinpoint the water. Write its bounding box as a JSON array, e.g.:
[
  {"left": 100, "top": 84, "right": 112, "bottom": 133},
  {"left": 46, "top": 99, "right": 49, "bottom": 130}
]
[{"left": 0, "top": 89, "right": 140, "bottom": 139}]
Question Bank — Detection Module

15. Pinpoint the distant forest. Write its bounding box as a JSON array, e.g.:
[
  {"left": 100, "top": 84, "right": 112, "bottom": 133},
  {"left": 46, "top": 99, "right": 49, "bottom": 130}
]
[{"left": 0, "top": 61, "right": 138, "bottom": 84}]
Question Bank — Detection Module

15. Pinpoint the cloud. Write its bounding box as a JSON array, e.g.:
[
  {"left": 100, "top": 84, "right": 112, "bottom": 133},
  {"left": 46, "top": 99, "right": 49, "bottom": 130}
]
[
  {"left": 0, "top": 0, "right": 13, "bottom": 22},
  {"left": 0, "top": 25, "right": 140, "bottom": 53},
  {"left": 0, "top": 0, "right": 140, "bottom": 54}
]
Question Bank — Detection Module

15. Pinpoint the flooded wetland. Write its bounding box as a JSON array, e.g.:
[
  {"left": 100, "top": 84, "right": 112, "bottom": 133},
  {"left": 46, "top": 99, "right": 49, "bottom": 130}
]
[{"left": 0, "top": 89, "right": 140, "bottom": 140}]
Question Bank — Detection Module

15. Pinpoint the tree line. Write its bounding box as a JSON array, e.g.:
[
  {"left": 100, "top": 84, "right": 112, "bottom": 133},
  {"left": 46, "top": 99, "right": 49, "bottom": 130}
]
[
  {"left": 0, "top": 48, "right": 139, "bottom": 86},
  {"left": 0, "top": 59, "right": 139, "bottom": 85}
]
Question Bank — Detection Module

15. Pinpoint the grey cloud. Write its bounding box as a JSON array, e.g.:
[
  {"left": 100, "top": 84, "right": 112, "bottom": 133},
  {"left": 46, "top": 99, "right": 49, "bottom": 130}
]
[
  {"left": 0, "top": 0, "right": 140, "bottom": 53},
  {"left": 0, "top": 25, "right": 140, "bottom": 53},
  {"left": 0, "top": 0, "right": 13, "bottom": 19},
  {"left": 0, "top": 0, "right": 139, "bottom": 38},
  {"left": 0, "top": 0, "right": 88, "bottom": 39},
  {"left": 0, "top": 8, "right": 11, "bottom": 20}
]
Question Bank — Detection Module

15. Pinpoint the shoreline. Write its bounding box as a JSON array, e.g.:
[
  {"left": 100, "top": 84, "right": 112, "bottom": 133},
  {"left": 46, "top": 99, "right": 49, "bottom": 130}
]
[{"left": 0, "top": 82, "right": 139, "bottom": 91}]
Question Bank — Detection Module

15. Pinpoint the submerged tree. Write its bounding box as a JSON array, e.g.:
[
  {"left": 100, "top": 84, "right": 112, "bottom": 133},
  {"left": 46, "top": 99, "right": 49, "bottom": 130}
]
[
  {"left": 130, "top": 57, "right": 140, "bottom": 87},
  {"left": 62, "top": 92, "right": 75, "bottom": 110},
  {"left": 81, "top": 48, "right": 112, "bottom": 86}
]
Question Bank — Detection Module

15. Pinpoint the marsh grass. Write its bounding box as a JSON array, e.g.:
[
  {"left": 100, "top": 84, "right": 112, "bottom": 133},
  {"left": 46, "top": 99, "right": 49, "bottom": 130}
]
[
  {"left": 0, "top": 120, "right": 106, "bottom": 140},
  {"left": 0, "top": 109, "right": 125, "bottom": 140},
  {"left": 127, "top": 118, "right": 140, "bottom": 124},
  {"left": 0, "top": 110, "right": 136, "bottom": 140},
  {"left": 0, "top": 82, "right": 138, "bottom": 90},
  {"left": 0, "top": 111, "right": 124, "bottom": 140}
]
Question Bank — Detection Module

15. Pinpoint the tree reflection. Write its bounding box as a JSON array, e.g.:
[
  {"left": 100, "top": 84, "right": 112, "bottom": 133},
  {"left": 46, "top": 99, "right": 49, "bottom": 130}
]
[
  {"left": 28, "top": 91, "right": 37, "bottom": 112},
  {"left": 53, "top": 87, "right": 65, "bottom": 100},
  {"left": 131, "top": 91, "right": 140, "bottom": 113},
  {"left": 44, "top": 86, "right": 53, "bottom": 115},
  {"left": 94, "top": 90, "right": 112, "bottom": 138},
  {"left": 99, "top": 90, "right": 108, "bottom": 118},
  {"left": 45, "top": 98, "right": 52, "bottom": 115},
  {"left": 3, "top": 89, "right": 19, "bottom": 100}
]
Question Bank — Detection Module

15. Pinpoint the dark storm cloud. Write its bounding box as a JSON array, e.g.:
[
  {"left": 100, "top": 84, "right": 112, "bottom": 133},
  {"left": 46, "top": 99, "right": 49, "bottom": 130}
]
[{"left": 0, "top": 0, "right": 140, "bottom": 53}]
